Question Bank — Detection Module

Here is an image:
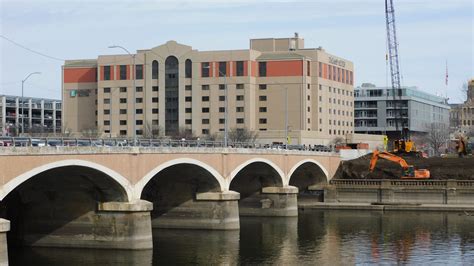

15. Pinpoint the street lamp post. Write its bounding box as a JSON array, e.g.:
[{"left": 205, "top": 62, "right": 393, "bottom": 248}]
[
  {"left": 108, "top": 45, "right": 136, "bottom": 144},
  {"left": 21, "top": 72, "right": 41, "bottom": 136}
]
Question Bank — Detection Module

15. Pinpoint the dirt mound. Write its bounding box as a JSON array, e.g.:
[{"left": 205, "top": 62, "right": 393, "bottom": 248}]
[{"left": 335, "top": 153, "right": 474, "bottom": 180}]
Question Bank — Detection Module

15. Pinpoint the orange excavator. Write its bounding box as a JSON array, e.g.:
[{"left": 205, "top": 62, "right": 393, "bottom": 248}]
[{"left": 369, "top": 150, "right": 430, "bottom": 179}]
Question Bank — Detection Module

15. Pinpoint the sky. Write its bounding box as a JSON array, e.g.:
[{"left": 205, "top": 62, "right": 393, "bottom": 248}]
[{"left": 0, "top": 0, "right": 473, "bottom": 103}]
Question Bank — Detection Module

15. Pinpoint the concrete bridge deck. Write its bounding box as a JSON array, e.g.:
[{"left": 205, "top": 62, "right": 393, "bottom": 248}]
[{"left": 0, "top": 146, "right": 340, "bottom": 263}]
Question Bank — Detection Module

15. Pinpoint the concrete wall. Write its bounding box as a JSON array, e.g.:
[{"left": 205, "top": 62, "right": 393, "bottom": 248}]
[{"left": 325, "top": 179, "right": 474, "bottom": 205}]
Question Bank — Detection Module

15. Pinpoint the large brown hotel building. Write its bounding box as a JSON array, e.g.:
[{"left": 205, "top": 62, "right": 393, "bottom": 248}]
[{"left": 62, "top": 34, "right": 356, "bottom": 145}]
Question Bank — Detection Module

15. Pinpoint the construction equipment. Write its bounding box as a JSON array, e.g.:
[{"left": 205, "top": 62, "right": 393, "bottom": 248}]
[
  {"left": 369, "top": 150, "right": 430, "bottom": 179},
  {"left": 386, "top": 0, "right": 417, "bottom": 154},
  {"left": 455, "top": 136, "right": 467, "bottom": 158}
]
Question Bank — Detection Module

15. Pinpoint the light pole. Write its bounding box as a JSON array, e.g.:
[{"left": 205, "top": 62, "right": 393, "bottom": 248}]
[
  {"left": 108, "top": 45, "right": 136, "bottom": 144},
  {"left": 203, "top": 65, "right": 228, "bottom": 147},
  {"left": 21, "top": 72, "right": 41, "bottom": 136}
]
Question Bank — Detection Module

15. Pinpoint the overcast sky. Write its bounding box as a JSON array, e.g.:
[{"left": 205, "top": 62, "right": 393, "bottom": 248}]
[{"left": 1, "top": 0, "right": 472, "bottom": 103}]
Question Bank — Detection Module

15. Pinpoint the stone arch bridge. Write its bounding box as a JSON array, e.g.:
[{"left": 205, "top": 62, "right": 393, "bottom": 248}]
[{"left": 0, "top": 146, "right": 340, "bottom": 261}]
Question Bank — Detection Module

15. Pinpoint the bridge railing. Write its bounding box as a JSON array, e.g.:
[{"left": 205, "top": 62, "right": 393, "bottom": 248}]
[{"left": 0, "top": 137, "right": 336, "bottom": 153}]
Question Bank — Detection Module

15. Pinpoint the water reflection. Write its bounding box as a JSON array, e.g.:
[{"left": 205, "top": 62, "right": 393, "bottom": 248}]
[{"left": 9, "top": 210, "right": 474, "bottom": 265}]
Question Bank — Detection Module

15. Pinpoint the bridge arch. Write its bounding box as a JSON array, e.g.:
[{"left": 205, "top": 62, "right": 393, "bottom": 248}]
[
  {"left": 135, "top": 158, "right": 226, "bottom": 197},
  {"left": 229, "top": 158, "right": 285, "bottom": 187},
  {"left": 287, "top": 159, "right": 329, "bottom": 191},
  {"left": 0, "top": 159, "right": 133, "bottom": 201}
]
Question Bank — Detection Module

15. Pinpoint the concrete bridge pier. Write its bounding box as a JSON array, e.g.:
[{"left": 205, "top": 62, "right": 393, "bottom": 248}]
[
  {"left": 151, "top": 191, "right": 240, "bottom": 230},
  {"left": 5, "top": 200, "right": 153, "bottom": 251},
  {"left": 239, "top": 186, "right": 299, "bottom": 217},
  {"left": 0, "top": 218, "right": 10, "bottom": 266}
]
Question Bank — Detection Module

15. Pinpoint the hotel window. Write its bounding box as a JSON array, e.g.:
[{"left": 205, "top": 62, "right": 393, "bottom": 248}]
[
  {"left": 259, "top": 118, "right": 267, "bottom": 124},
  {"left": 152, "top": 86, "right": 159, "bottom": 92},
  {"left": 219, "top": 107, "right": 225, "bottom": 112},
  {"left": 120, "top": 130, "right": 127, "bottom": 136},
  {"left": 136, "top": 98, "right": 143, "bottom": 103},
  {"left": 307, "top": 61, "right": 311, "bottom": 76},
  {"left": 104, "top": 66, "right": 111, "bottom": 80},
  {"left": 152, "top": 108, "right": 158, "bottom": 114},
  {"left": 236, "top": 95, "right": 244, "bottom": 101},
  {"left": 136, "top": 130, "right": 143, "bottom": 135},
  {"left": 185, "top": 119, "right": 192, "bottom": 125},
  {"left": 202, "top": 119, "right": 210, "bottom": 124},
  {"left": 136, "top": 120, "right": 143, "bottom": 125},
  {"left": 319, "top": 96, "right": 322, "bottom": 102},
  {"left": 337, "top": 68, "right": 341, "bottom": 82},
  {"left": 120, "top": 120, "right": 127, "bottom": 125},
  {"left": 202, "top": 96, "right": 209, "bottom": 102},
  {"left": 236, "top": 61, "right": 244, "bottom": 76},
  {"left": 259, "top": 62, "right": 267, "bottom": 77},
  {"left": 333, "top": 66, "right": 337, "bottom": 81},
  {"left": 219, "top": 62, "right": 226, "bottom": 76},
  {"left": 202, "top": 85, "right": 210, "bottom": 90},
  {"left": 120, "top": 87, "right": 127, "bottom": 93},
  {"left": 185, "top": 97, "right": 192, "bottom": 102},
  {"left": 236, "top": 84, "right": 244, "bottom": 90},
  {"left": 136, "top": 65, "right": 143, "bottom": 80},
  {"left": 307, "top": 95, "right": 310, "bottom": 101},
  {"left": 136, "top": 109, "right": 143, "bottom": 114},
  {"left": 120, "top": 65, "right": 127, "bottom": 80},
  {"left": 259, "top": 96, "right": 267, "bottom": 101},
  {"left": 236, "top": 118, "right": 244, "bottom": 124},
  {"left": 185, "top": 59, "right": 192, "bottom": 78},
  {"left": 219, "top": 96, "right": 225, "bottom": 101},
  {"left": 236, "top": 107, "right": 244, "bottom": 112},
  {"left": 201, "top": 62, "right": 210, "bottom": 77},
  {"left": 219, "top": 84, "right": 225, "bottom": 90},
  {"left": 202, "top": 129, "right": 209, "bottom": 134},
  {"left": 152, "top": 60, "right": 158, "bottom": 79},
  {"left": 136, "top": 87, "right": 143, "bottom": 92},
  {"left": 185, "top": 85, "right": 192, "bottom": 91},
  {"left": 104, "top": 87, "right": 111, "bottom": 93},
  {"left": 259, "top": 107, "right": 267, "bottom": 112},
  {"left": 104, "top": 99, "right": 110, "bottom": 104},
  {"left": 120, "top": 109, "right": 127, "bottom": 114},
  {"left": 104, "top": 109, "right": 110, "bottom": 115},
  {"left": 185, "top": 108, "right": 192, "bottom": 113},
  {"left": 328, "top": 65, "right": 332, "bottom": 80},
  {"left": 152, "top": 97, "right": 158, "bottom": 103},
  {"left": 259, "top": 84, "right": 267, "bottom": 90},
  {"left": 120, "top": 98, "right": 127, "bottom": 104},
  {"left": 218, "top": 119, "right": 225, "bottom": 124},
  {"left": 104, "top": 120, "right": 110, "bottom": 126},
  {"left": 202, "top": 107, "right": 209, "bottom": 113},
  {"left": 318, "top": 62, "right": 322, "bottom": 77}
]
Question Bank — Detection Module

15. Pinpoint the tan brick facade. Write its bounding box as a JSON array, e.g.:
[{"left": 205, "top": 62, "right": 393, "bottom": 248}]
[{"left": 62, "top": 35, "right": 354, "bottom": 143}]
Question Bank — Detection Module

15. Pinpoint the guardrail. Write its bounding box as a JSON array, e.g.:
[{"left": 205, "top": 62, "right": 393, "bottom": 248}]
[
  {"left": 330, "top": 179, "right": 474, "bottom": 188},
  {"left": 0, "top": 137, "right": 335, "bottom": 152}
]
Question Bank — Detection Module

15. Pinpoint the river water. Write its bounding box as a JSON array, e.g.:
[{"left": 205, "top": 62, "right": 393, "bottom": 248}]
[{"left": 9, "top": 210, "right": 474, "bottom": 265}]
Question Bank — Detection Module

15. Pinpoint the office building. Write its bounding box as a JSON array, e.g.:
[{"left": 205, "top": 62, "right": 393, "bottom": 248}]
[
  {"left": 62, "top": 34, "right": 356, "bottom": 144},
  {"left": 354, "top": 83, "right": 450, "bottom": 139}
]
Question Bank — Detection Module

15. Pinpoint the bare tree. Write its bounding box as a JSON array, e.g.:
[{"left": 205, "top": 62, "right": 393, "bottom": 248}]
[
  {"left": 330, "top": 136, "right": 346, "bottom": 146},
  {"left": 460, "top": 81, "right": 468, "bottom": 102},
  {"left": 144, "top": 122, "right": 162, "bottom": 139},
  {"left": 425, "top": 123, "right": 449, "bottom": 156},
  {"left": 228, "top": 127, "right": 258, "bottom": 143},
  {"left": 169, "top": 127, "right": 196, "bottom": 140},
  {"left": 81, "top": 126, "right": 102, "bottom": 138},
  {"left": 203, "top": 132, "right": 220, "bottom": 141}
]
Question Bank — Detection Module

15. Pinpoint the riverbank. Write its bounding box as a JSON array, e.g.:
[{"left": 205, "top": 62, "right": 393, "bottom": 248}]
[{"left": 298, "top": 200, "right": 474, "bottom": 213}]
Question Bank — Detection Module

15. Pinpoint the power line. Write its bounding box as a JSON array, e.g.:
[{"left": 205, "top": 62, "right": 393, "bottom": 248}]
[{"left": 0, "top": 35, "right": 65, "bottom": 62}]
